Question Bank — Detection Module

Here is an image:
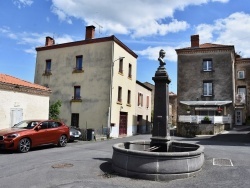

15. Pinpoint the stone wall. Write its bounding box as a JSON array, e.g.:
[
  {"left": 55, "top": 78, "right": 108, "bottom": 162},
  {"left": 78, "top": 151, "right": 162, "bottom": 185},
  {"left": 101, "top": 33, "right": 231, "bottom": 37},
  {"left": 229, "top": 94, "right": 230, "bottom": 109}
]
[{"left": 178, "top": 122, "right": 225, "bottom": 137}]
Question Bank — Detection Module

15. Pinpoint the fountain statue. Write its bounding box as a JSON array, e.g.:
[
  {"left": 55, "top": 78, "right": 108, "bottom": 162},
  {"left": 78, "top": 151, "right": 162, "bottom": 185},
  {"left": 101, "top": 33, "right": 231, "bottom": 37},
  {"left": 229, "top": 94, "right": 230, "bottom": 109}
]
[{"left": 112, "top": 49, "right": 204, "bottom": 181}]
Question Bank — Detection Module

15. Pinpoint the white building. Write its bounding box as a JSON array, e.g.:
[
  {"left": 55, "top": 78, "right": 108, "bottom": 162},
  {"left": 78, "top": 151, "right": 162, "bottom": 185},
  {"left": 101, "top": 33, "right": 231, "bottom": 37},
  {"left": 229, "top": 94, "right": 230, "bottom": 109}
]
[
  {"left": 0, "top": 74, "right": 51, "bottom": 129},
  {"left": 134, "top": 80, "right": 152, "bottom": 134}
]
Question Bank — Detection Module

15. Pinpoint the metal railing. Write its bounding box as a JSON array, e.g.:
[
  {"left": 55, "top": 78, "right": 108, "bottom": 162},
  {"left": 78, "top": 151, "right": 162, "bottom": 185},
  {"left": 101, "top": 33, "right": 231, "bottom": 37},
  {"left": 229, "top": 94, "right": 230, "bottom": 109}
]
[{"left": 178, "top": 115, "right": 231, "bottom": 124}]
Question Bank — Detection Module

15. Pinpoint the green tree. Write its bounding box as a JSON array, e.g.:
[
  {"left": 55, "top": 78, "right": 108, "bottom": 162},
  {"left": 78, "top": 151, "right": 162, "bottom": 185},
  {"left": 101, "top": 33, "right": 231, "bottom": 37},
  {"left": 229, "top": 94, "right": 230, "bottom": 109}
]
[{"left": 49, "top": 100, "right": 62, "bottom": 120}]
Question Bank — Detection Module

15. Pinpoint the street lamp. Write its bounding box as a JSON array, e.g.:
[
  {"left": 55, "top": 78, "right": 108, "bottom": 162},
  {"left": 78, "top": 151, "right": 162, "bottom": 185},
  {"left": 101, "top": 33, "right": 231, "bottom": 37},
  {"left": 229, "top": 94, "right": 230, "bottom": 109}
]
[{"left": 107, "top": 56, "right": 125, "bottom": 131}]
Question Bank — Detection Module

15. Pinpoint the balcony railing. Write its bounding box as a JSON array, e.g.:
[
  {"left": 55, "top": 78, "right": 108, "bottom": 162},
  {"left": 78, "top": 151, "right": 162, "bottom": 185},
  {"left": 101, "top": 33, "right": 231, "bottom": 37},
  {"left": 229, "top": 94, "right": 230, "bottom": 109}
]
[{"left": 178, "top": 115, "right": 231, "bottom": 124}]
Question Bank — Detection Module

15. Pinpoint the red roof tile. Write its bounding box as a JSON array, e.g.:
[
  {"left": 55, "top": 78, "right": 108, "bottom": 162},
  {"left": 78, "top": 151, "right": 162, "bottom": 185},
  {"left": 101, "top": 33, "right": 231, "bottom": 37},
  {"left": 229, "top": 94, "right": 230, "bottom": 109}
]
[{"left": 0, "top": 74, "right": 50, "bottom": 91}]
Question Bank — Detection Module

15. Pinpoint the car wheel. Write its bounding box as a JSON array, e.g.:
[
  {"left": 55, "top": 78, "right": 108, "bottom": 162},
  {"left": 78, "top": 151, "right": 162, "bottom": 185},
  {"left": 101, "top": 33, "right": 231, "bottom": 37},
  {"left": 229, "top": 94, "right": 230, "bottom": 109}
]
[
  {"left": 18, "top": 138, "right": 31, "bottom": 153},
  {"left": 58, "top": 135, "right": 68, "bottom": 147}
]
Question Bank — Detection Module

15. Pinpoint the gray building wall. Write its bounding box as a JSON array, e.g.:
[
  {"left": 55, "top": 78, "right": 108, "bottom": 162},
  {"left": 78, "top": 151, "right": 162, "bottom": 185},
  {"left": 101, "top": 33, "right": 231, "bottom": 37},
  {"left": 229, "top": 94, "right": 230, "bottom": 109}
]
[{"left": 177, "top": 50, "right": 235, "bottom": 117}]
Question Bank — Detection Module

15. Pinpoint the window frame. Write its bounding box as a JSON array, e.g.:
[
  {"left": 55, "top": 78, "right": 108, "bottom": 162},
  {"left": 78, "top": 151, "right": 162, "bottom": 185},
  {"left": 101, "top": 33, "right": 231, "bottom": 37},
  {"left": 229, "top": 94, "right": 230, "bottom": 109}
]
[
  {"left": 45, "top": 59, "right": 51, "bottom": 73},
  {"left": 76, "top": 55, "right": 83, "bottom": 71},
  {"left": 237, "top": 71, "right": 245, "bottom": 79},
  {"left": 128, "top": 63, "right": 132, "bottom": 78},
  {"left": 203, "top": 81, "right": 213, "bottom": 96},
  {"left": 202, "top": 59, "right": 213, "bottom": 72},
  {"left": 118, "top": 86, "right": 122, "bottom": 103},
  {"left": 138, "top": 92, "right": 143, "bottom": 107},
  {"left": 119, "top": 58, "right": 123, "bottom": 74},
  {"left": 127, "top": 90, "right": 131, "bottom": 105},
  {"left": 146, "top": 95, "right": 150, "bottom": 108},
  {"left": 74, "top": 86, "right": 81, "bottom": 100}
]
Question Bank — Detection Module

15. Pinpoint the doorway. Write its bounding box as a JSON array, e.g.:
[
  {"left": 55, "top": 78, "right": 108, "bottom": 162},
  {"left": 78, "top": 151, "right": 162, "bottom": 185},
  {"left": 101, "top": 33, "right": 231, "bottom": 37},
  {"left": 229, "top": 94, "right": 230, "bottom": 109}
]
[
  {"left": 10, "top": 108, "right": 23, "bottom": 127},
  {"left": 71, "top": 113, "right": 79, "bottom": 127},
  {"left": 235, "top": 109, "right": 242, "bottom": 126},
  {"left": 119, "top": 112, "right": 127, "bottom": 135}
]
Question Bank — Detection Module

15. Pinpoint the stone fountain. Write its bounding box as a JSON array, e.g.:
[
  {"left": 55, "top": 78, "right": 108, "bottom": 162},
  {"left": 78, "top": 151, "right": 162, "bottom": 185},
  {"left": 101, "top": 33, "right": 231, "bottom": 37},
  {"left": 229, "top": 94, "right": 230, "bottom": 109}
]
[{"left": 112, "top": 49, "right": 204, "bottom": 181}]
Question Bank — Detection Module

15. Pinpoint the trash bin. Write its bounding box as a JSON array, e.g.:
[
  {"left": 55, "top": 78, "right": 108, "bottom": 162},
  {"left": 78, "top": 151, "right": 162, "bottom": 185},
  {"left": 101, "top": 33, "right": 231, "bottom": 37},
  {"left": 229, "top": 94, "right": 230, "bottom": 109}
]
[{"left": 87, "top": 129, "right": 95, "bottom": 141}]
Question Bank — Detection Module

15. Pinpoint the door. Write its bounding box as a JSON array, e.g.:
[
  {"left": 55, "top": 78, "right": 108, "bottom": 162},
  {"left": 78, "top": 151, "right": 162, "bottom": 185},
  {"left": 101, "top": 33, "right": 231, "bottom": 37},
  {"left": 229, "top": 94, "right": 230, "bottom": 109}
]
[
  {"left": 71, "top": 113, "right": 79, "bottom": 127},
  {"left": 119, "top": 112, "right": 127, "bottom": 135},
  {"left": 10, "top": 108, "right": 23, "bottom": 127},
  {"left": 235, "top": 109, "right": 242, "bottom": 126}
]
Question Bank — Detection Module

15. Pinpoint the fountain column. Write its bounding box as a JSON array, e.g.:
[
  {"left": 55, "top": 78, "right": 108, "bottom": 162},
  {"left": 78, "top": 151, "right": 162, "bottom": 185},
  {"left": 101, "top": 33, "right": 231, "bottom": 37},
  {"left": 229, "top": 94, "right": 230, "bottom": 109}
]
[{"left": 150, "top": 49, "right": 171, "bottom": 150}]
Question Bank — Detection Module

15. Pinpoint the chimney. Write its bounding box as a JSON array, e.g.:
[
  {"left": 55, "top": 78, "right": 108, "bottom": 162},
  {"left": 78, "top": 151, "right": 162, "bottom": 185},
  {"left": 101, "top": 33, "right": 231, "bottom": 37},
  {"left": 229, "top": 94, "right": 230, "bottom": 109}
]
[
  {"left": 191, "top": 35, "right": 199, "bottom": 48},
  {"left": 85, "top": 25, "right": 95, "bottom": 40},
  {"left": 45, "top": 36, "right": 55, "bottom": 46}
]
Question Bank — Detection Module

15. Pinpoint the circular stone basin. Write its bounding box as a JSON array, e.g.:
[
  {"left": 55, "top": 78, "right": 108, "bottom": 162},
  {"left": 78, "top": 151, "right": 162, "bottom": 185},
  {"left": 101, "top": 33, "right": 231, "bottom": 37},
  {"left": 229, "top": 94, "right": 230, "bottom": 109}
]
[{"left": 112, "top": 140, "right": 204, "bottom": 181}]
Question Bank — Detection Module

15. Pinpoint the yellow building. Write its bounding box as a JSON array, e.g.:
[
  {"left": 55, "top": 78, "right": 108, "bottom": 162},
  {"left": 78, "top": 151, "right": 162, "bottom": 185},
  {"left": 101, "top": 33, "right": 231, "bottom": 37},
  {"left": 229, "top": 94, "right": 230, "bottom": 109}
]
[{"left": 34, "top": 26, "right": 140, "bottom": 137}]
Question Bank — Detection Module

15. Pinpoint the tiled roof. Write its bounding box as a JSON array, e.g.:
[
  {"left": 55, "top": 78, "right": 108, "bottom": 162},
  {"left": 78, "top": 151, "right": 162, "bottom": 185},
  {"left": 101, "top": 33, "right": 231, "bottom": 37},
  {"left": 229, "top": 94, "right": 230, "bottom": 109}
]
[
  {"left": 178, "top": 43, "right": 234, "bottom": 50},
  {"left": 0, "top": 74, "right": 50, "bottom": 91},
  {"left": 199, "top": 43, "right": 232, "bottom": 48}
]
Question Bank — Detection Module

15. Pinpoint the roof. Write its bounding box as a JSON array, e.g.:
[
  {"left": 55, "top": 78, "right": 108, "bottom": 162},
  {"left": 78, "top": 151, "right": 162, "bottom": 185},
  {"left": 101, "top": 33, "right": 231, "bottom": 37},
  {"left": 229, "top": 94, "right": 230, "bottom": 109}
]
[
  {"left": 136, "top": 80, "right": 152, "bottom": 91},
  {"left": 180, "top": 101, "right": 232, "bottom": 106},
  {"left": 0, "top": 74, "right": 51, "bottom": 94},
  {"left": 176, "top": 43, "right": 235, "bottom": 53},
  {"left": 36, "top": 35, "right": 138, "bottom": 58}
]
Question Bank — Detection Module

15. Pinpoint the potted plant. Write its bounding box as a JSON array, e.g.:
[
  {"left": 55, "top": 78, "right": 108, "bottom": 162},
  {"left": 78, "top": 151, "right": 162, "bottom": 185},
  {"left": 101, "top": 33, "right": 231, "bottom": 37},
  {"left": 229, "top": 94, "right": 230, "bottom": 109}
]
[
  {"left": 186, "top": 107, "right": 191, "bottom": 114},
  {"left": 201, "top": 116, "right": 212, "bottom": 124}
]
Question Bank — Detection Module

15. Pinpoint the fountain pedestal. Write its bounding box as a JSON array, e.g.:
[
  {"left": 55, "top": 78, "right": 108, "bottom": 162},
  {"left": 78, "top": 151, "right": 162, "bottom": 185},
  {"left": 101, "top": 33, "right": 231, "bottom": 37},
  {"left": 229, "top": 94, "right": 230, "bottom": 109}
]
[{"left": 150, "top": 66, "right": 171, "bottom": 151}]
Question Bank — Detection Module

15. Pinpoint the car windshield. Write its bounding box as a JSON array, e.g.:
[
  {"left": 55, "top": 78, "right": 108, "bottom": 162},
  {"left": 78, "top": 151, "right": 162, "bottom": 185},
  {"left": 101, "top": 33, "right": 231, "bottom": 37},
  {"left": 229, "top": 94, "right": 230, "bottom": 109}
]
[{"left": 13, "top": 121, "right": 40, "bottom": 129}]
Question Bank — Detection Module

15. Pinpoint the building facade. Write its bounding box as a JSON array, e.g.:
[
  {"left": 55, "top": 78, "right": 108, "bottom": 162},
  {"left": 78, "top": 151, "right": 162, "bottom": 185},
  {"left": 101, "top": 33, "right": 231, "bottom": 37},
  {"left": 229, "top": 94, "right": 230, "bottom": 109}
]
[
  {"left": 135, "top": 80, "right": 152, "bottom": 134},
  {"left": 0, "top": 74, "right": 51, "bottom": 129},
  {"left": 235, "top": 57, "right": 250, "bottom": 125},
  {"left": 176, "top": 35, "right": 235, "bottom": 128},
  {"left": 34, "top": 26, "right": 145, "bottom": 138}
]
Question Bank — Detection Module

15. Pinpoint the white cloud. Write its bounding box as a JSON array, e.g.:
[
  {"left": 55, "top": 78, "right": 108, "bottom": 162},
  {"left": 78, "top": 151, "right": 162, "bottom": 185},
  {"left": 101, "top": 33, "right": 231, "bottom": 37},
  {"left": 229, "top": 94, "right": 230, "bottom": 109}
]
[
  {"left": 0, "top": 27, "right": 75, "bottom": 54},
  {"left": 13, "top": 0, "right": 33, "bottom": 9},
  {"left": 196, "top": 12, "right": 250, "bottom": 57},
  {"left": 50, "top": 0, "right": 226, "bottom": 38}
]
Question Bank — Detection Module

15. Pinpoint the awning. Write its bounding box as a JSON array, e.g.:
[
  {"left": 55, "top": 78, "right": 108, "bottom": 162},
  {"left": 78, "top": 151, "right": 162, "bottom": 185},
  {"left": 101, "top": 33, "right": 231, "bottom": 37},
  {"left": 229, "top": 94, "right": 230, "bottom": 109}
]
[{"left": 180, "top": 101, "right": 232, "bottom": 106}]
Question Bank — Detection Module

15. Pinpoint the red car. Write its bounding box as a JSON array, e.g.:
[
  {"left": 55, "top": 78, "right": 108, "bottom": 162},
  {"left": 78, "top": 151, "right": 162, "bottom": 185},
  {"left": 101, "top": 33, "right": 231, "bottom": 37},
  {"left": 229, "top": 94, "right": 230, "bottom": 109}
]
[{"left": 0, "top": 120, "right": 70, "bottom": 153}]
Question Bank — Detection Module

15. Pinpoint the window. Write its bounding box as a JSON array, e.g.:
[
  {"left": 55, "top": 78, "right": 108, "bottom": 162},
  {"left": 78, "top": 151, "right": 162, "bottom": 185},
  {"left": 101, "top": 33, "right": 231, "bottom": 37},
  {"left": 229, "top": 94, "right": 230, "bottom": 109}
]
[
  {"left": 71, "top": 113, "right": 79, "bottom": 127},
  {"left": 238, "top": 71, "right": 245, "bottom": 79},
  {"left": 146, "top": 96, "right": 149, "bottom": 108},
  {"left": 203, "top": 82, "right": 213, "bottom": 96},
  {"left": 118, "top": 86, "right": 122, "bottom": 103},
  {"left": 40, "top": 122, "right": 48, "bottom": 129},
  {"left": 119, "top": 58, "right": 123, "bottom": 74},
  {"left": 138, "top": 93, "right": 143, "bottom": 107},
  {"left": 202, "top": 60, "right": 212, "bottom": 71},
  {"left": 128, "top": 64, "right": 132, "bottom": 78},
  {"left": 74, "top": 86, "right": 81, "bottom": 99},
  {"left": 76, "top": 56, "right": 83, "bottom": 70},
  {"left": 237, "top": 87, "right": 246, "bottom": 103},
  {"left": 45, "top": 59, "right": 51, "bottom": 74},
  {"left": 127, "top": 90, "right": 131, "bottom": 105}
]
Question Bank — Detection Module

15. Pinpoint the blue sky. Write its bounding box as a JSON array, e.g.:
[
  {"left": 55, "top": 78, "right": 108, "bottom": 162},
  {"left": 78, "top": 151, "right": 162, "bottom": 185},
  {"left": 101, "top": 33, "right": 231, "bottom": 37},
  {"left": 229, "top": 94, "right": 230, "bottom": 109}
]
[{"left": 1, "top": 0, "right": 250, "bottom": 93}]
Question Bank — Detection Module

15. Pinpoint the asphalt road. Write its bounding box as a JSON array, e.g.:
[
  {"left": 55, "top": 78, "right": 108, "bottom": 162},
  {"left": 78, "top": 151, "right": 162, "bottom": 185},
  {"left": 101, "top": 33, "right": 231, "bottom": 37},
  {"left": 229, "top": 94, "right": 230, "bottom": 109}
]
[{"left": 0, "top": 127, "right": 250, "bottom": 188}]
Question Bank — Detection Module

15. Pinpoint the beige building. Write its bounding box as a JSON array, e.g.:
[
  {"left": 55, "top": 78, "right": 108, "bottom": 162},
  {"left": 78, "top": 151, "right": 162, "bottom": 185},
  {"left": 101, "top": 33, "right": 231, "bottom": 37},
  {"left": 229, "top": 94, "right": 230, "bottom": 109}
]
[
  {"left": 135, "top": 81, "right": 152, "bottom": 134},
  {"left": 34, "top": 26, "right": 140, "bottom": 137},
  {"left": 0, "top": 74, "right": 51, "bottom": 129}
]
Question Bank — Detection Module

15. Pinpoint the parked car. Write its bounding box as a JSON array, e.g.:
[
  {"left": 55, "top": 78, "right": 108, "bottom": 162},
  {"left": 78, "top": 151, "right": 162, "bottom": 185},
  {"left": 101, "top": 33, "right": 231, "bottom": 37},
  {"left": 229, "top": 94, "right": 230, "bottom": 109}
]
[
  {"left": 0, "top": 120, "right": 70, "bottom": 153},
  {"left": 69, "top": 127, "right": 82, "bottom": 142}
]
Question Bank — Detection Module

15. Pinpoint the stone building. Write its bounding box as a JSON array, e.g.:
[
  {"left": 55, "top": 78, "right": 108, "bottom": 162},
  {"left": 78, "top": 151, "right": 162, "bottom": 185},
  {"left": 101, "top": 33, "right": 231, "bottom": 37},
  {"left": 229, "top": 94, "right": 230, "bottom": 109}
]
[
  {"left": 176, "top": 35, "right": 235, "bottom": 130},
  {"left": 34, "top": 25, "right": 151, "bottom": 138},
  {"left": 176, "top": 34, "right": 250, "bottom": 130},
  {"left": 0, "top": 74, "right": 51, "bottom": 129},
  {"left": 235, "top": 57, "right": 250, "bottom": 125}
]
